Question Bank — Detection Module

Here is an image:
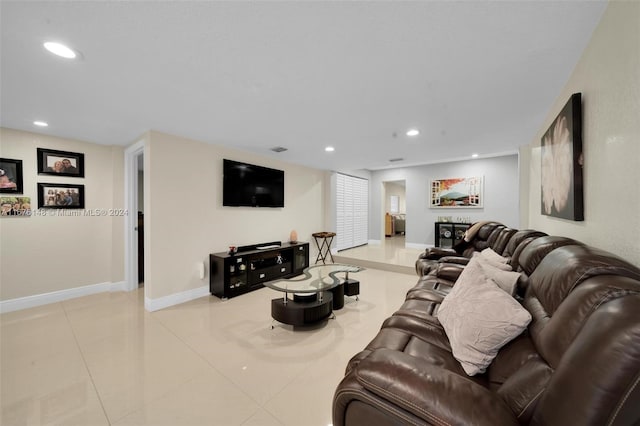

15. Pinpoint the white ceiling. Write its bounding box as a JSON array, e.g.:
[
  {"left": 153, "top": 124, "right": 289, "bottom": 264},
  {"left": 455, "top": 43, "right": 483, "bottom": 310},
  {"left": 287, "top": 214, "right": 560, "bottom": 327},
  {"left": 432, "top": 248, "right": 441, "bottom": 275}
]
[{"left": 1, "top": 1, "right": 607, "bottom": 171}]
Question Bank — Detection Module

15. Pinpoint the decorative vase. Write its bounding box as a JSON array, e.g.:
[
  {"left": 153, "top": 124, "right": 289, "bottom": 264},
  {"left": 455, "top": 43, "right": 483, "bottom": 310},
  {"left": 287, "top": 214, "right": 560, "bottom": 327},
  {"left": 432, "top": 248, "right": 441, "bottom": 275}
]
[{"left": 289, "top": 230, "right": 298, "bottom": 243}]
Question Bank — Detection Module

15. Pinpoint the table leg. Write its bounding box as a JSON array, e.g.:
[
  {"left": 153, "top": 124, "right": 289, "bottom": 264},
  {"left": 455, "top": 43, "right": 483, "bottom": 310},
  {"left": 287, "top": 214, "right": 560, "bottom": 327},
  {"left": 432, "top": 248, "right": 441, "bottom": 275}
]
[
  {"left": 325, "top": 236, "right": 335, "bottom": 263},
  {"left": 314, "top": 236, "right": 324, "bottom": 264},
  {"left": 314, "top": 236, "right": 335, "bottom": 264}
]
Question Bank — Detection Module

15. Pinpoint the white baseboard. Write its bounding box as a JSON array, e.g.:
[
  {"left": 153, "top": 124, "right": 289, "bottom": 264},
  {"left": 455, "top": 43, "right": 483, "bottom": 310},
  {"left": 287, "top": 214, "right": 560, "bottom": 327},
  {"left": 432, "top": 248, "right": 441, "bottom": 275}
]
[
  {"left": 110, "top": 280, "right": 129, "bottom": 292},
  {"left": 368, "top": 239, "right": 382, "bottom": 245},
  {"left": 0, "top": 281, "right": 127, "bottom": 314},
  {"left": 144, "top": 285, "right": 209, "bottom": 312},
  {"left": 1, "top": 281, "right": 210, "bottom": 314}
]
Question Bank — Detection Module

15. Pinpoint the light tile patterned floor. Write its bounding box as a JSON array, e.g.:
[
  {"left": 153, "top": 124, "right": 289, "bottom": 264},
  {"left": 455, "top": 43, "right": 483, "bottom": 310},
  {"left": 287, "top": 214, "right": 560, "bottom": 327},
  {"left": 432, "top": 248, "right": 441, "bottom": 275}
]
[
  {"left": 336, "top": 236, "right": 423, "bottom": 269},
  {"left": 1, "top": 245, "right": 419, "bottom": 426}
]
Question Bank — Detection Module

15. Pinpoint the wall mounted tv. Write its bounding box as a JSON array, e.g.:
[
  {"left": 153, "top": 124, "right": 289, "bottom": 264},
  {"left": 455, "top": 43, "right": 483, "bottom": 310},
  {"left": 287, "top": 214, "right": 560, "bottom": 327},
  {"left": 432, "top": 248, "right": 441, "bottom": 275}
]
[{"left": 223, "top": 159, "right": 285, "bottom": 208}]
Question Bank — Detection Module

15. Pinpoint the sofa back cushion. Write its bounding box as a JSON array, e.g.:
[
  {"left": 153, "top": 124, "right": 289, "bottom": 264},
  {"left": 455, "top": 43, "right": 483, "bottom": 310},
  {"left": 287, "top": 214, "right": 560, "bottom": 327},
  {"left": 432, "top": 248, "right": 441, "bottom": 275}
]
[
  {"left": 461, "top": 222, "right": 504, "bottom": 257},
  {"left": 502, "top": 230, "right": 547, "bottom": 260},
  {"left": 504, "top": 244, "right": 640, "bottom": 425},
  {"left": 529, "top": 276, "right": 640, "bottom": 425},
  {"left": 517, "top": 236, "right": 581, "bottom": 276},
  {"left": 485, "top": 333, "right": 552, "bottom": 423},
  {"left": 489, "top": 227, "right": 518, "bottom": 255}
]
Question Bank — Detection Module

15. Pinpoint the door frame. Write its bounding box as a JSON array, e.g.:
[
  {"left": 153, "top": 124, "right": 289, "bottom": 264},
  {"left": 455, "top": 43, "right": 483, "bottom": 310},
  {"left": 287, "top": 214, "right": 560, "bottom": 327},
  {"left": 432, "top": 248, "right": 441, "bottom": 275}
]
[{"left": 124, "top": 139, "right": 144, "bottom": 293}]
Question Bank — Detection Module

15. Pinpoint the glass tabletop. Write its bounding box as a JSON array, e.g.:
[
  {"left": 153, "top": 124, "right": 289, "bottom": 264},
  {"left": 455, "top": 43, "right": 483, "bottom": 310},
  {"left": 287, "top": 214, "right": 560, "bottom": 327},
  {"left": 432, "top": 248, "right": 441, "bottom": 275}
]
[{"left": 263, "top": 263, "right": 364, "bottom": 293}]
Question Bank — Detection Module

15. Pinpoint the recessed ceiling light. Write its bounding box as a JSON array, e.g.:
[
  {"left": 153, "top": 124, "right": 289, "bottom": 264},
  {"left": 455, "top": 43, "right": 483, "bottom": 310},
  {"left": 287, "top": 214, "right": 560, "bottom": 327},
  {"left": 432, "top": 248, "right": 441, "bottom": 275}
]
[
  {"left": 471, "top": 153, "right": 479, "bottom": 158},
  {"left": 43, "top": 41, "right": 77, "bottom": 59},
  {"left": 325, "top": 146, "right": 335, "bottom": 152},
  {"left": 33, "top": 121, "right": 49, "bottom": 127},
  {"left": 406, "top": 129, "right": 420, "bottom": 137}
]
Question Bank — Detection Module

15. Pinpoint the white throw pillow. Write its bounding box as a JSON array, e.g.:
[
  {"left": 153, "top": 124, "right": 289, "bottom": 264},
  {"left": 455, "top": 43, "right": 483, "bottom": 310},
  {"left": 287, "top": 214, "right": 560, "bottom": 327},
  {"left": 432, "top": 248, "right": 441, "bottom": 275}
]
[
  {"left": 438, "top": 257, "right": 532, "bottom": 376},
  {"left": 474, "top": 251, "right": 511, "bottom": 272},
  {"left": 477, "top": 257, "right": 522, "bottom": 296},
  {"left": 480, "top": 247, "right": 509, "bottom": 265}
]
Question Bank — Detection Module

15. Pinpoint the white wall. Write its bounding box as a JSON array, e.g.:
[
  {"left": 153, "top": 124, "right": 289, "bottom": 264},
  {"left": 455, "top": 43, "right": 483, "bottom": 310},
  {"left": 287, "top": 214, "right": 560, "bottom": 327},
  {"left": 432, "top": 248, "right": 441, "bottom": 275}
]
[
  {"left": 143, "top": 131, "right": 328, "bottom": 302},
  {"left": 369, "top": 154, "right": 519, "bottom": 247},
  {"left": 0, "top": 128, "right": 125, "bottom": 302},
  {"left": 524, "top": 1, "right": 640, "bottom": 267}
]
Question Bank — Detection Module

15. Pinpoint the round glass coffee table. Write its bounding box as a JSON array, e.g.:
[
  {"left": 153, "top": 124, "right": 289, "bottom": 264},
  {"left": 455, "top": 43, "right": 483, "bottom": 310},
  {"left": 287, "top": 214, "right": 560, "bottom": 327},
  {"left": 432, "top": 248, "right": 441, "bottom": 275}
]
[{"left": 264, "top": 263, "right": 364, "bottom": 327}]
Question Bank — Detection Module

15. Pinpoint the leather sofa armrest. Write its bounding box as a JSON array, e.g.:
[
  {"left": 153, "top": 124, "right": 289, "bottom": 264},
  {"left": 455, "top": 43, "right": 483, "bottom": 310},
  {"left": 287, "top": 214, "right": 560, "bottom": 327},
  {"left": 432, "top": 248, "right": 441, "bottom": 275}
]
[
  {"left": 335, "top": 349, "right": 519, "bottom": 426},
  {"left": 434, "top": 263, "right": 465, "bottom": 283},
  {"left": 421, "top": 247, "right": 457, "bottom": 260},
  {"left": 438, "top": 256, "right": 469, "bottom": 265}
]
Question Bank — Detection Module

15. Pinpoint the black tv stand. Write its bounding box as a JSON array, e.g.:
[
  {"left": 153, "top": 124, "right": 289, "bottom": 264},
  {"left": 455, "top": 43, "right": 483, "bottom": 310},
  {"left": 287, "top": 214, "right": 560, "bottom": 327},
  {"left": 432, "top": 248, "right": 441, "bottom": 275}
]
[
  {"left": 236, "top": 241, "right": 281, "bottom": 253},
  {"left": 209, "top": 241, "right": 309, "bottom": 299}
]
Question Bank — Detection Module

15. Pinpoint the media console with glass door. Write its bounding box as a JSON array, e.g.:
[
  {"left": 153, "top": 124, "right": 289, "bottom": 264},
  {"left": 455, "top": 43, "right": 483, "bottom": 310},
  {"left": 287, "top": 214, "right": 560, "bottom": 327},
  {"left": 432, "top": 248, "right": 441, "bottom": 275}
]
[
  {"left": 209, "top": 241, "right": 309, "bottom": 299},
  {"left": 434, "top": 222, "right": 470, "bottom": 248}
]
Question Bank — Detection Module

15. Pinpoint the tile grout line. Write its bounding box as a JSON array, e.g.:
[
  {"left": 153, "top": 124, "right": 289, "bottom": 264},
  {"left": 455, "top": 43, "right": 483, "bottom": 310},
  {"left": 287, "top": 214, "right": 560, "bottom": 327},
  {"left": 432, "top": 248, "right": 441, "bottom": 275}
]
[
  {"left": 61, "top": 294, "right": 208, "bottom": 425},
  {"left": 60, "top": 301, "right": 113, "bottom": 426},
  {"left": 147, "top": 308, "right": 271, "bottom": 423}
]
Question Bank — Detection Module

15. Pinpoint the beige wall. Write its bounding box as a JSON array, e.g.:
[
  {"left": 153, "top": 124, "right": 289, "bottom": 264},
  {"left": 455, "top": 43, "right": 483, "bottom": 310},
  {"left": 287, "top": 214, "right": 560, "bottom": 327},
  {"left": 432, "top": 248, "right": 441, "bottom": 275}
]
[
  {"left": 0, "top": 128, "right": 125, "bottom": 300},
  {"left": 4, "top": 1, "right": 637, "bottom": 304},
  {"left": 144, "top": 131, "right": 328, "bottom": 301},
  {"left": 524, "top": 1, "right": 640, "bottom": 266}
]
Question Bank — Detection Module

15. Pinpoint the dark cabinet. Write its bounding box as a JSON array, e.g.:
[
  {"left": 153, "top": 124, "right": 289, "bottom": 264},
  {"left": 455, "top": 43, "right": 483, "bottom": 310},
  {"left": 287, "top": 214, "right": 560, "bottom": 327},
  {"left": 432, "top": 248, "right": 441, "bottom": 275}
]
[
  {"left": 209, "top": 242, "right": 309, "bottom": 299},
  {"left": 435, "top": 222, "right": 470, "bottom": 248},
  {"left": 293, "top": 244, "right": 308, "bottom": 273}
]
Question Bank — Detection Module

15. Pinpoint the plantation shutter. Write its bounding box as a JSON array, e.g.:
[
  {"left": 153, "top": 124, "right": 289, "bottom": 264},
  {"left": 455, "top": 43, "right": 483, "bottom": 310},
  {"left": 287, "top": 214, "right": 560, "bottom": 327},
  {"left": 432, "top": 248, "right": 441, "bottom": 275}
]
[{"left": 336, "top": 173, "right": 368, "bottom": 251}]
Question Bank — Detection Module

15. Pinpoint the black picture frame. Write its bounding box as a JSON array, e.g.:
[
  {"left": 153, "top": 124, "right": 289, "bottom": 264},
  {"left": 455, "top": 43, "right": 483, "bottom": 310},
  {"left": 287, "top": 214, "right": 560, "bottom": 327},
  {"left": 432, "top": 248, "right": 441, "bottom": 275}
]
[
  {"left": 37, "top": 148, "right": 85, "bottom": 177},
  {"left": 540, "top": 92, "right": 584, "bottom": 221},
  {"left": 0, "top": 158, "right": 24, "bottom": 194},
  {"left": 37, "top": 183, "right": 85, "bottom": 209}
]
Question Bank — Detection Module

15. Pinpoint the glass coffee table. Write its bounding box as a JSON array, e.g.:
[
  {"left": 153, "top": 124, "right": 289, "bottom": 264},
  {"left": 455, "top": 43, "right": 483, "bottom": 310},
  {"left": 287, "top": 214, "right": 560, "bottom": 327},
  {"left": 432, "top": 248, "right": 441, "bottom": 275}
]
[{"left": 264, "top": 263, "right": 364, "bottom": 327}]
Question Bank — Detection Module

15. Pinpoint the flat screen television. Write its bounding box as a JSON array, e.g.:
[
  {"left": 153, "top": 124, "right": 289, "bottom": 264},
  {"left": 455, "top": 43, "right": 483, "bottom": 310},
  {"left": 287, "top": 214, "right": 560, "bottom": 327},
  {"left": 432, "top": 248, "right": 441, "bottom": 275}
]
[{"left": 223, "top": 159, "right": 285, "bottom": 207}]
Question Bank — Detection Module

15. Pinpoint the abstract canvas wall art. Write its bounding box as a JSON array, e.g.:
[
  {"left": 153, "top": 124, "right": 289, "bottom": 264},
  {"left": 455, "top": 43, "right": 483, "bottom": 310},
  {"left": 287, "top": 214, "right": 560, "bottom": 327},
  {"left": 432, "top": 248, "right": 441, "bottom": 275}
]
[{"left": 541, "top": 93, "right": 584, "bottom": 221}]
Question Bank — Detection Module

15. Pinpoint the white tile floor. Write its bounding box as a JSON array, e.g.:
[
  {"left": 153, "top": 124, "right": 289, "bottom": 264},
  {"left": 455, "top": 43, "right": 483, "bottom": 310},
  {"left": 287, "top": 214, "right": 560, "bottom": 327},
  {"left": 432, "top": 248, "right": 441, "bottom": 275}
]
[
  {"left": 334, "top": 236, "right": 424, "bottom": 275},
  {"left": 1, "top": 242, "right": 420, "bottom": 426},
  {"left": 336, "top": 236, "right": 423, "bottom": 268}
]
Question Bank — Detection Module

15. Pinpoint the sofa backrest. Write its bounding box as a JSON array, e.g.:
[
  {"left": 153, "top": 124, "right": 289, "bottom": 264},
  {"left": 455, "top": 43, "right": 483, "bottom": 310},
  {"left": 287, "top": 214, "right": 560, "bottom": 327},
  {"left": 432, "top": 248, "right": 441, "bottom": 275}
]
[
  {"left": 460, "top": 223, "right": 538, "bottom": 260},
  {"left": 460, "top": 222, "right": 505, "bottom": 257},
  {"left": 489, "top": 227, "right": 518, "bottom": 255},
  {"left": 517, "top": 236, "right": 581, "bottom": 275},
  {"left": 491, "top": 242, "right": 640, "bottom": 425},
  {"left": 503, "top": 230, "right": 548, "bottom": 260}
]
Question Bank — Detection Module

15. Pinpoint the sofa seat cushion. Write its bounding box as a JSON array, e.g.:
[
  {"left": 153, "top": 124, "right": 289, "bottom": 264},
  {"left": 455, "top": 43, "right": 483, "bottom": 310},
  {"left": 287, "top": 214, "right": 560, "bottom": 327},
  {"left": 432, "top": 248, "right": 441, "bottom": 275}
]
[
  {"left": 394, "top": 297, "right": 444, "bottom": 322},
  {"left": 438, "top": 257, "right": 532, "bottom": 375},
  {"left": 432, "top": 262, "right": 466, "bottom": 282},
  {"left": 405, "top": 276, "right": 454, "bottom": 299},
  {"left": 344, "top": 348, "right": 519, "bottom": 426},
  {"left": 356, "top": 315, "right": 489, "bottom": 387}
]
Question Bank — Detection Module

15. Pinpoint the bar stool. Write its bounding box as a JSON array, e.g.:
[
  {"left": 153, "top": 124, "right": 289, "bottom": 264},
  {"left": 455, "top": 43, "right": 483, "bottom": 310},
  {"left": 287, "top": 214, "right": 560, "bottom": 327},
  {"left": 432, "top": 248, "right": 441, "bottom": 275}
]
[{"left": 312, "top": 232, "right": 336, "bottom": 264}]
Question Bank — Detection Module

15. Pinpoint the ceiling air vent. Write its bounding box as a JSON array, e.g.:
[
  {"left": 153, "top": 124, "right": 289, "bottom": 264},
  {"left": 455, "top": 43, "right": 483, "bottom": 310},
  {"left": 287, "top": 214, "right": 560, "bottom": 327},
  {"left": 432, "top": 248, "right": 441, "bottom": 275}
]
[
  {"left": 388, "top": 158, "right": 404, "bottom": 163},
  {"left": 271, "top": 146, "right": 288, "bottom": 153}
]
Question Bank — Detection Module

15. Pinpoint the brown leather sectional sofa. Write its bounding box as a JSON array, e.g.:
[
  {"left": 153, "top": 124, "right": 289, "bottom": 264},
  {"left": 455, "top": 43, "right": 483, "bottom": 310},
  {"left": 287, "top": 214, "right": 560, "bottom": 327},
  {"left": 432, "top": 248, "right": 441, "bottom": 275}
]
[{"left": 333, "top": 222, "right": 640, "bottom": 425}]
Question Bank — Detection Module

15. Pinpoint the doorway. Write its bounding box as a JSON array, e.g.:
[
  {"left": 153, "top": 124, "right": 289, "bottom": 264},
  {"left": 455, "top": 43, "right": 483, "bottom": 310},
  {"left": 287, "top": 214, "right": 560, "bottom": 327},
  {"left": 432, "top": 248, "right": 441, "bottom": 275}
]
[
  {"left": 382, "top": 180, "right": 406, "bottom": 242},
  {"left": 124, "top": 140, "right": 144, "bottom": 293},
  {"left": 136, "top": 156, "right": 144, "bottom": 287}
]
